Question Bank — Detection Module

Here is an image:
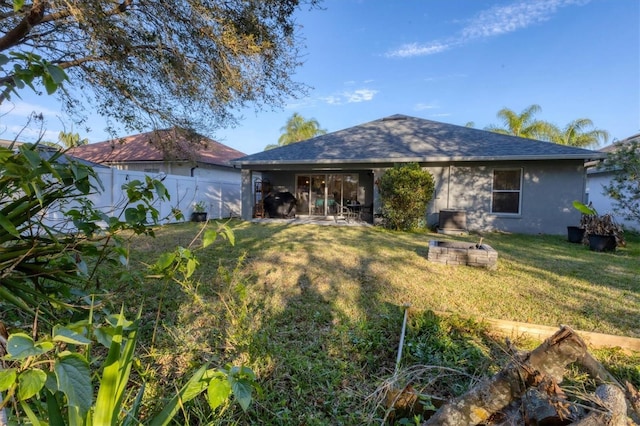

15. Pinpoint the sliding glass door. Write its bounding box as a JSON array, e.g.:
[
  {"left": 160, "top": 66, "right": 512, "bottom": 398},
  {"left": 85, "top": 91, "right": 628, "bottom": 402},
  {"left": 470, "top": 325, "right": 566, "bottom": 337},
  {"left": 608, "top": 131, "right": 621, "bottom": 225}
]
[{"left": 296, "top": 173, "right": 359, "bottom": 216}]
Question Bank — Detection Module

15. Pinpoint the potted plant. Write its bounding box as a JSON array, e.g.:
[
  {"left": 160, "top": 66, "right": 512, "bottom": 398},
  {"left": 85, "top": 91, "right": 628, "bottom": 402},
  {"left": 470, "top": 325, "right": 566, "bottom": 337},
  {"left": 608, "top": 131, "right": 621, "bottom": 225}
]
[
  {"left": 572, "top": 201, "right": 625, "bottom": 252},
  {"left": 566, "top": 224, "right": 585, "bottom": 243},
  {"left": 190, "top": 201, "right": 208, "bottom": 222}
]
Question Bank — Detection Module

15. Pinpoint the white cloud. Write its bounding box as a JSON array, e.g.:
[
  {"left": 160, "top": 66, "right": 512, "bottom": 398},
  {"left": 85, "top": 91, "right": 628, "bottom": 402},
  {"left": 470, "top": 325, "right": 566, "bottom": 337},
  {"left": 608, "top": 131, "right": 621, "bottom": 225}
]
[
  {"left": 345, "top": 89, "right": 378, "bottom": 103},
  {"left": 321, "top": 89, "right": 379, "bottom": 105},
  {"left": 386, "top": 0, "right": 589, "bottom": 58},
  {"left": 414, "top": 103, "right": 439, "bottom": 111},
  {"left": 387, "top": 42, "right": 451, "bottom": 58},
  {"left": 321, "top": 95, "right": 343, "bottom": 105}
]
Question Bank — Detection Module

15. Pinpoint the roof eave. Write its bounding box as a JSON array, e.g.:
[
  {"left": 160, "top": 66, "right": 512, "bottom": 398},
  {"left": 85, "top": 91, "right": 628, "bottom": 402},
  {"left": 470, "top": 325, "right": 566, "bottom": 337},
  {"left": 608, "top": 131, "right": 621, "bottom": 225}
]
[{"left": 231, "top": 153, "right": 606, "bottom": 166}]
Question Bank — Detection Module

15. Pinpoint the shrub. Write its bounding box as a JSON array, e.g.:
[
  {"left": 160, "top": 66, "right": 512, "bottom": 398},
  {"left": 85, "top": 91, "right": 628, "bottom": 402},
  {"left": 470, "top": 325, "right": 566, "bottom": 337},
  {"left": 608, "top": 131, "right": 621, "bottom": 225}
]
[{"left": 377, "top": 163, "right": 435, "bottom": 231}]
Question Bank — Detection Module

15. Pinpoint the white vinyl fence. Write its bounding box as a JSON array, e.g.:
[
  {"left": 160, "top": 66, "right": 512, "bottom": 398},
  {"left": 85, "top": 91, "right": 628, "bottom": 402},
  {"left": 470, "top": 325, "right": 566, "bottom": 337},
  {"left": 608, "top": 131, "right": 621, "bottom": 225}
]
[{"left": 45, "top": 168, "right": 241, "bottom": 229}]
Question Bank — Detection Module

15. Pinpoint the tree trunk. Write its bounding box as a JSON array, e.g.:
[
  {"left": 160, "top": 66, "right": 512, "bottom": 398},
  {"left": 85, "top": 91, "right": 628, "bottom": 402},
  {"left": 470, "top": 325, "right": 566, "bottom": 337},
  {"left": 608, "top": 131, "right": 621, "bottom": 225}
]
[{"left": 423, "top": 326, "right": 590, "bottom": 425}]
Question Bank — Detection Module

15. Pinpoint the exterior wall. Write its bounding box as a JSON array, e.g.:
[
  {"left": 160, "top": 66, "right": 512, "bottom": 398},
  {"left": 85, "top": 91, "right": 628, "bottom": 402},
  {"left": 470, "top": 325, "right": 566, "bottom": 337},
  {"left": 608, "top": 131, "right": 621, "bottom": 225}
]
[
  {"left": 109, "top": 161, "right": 240, "bottom": 182},
  {"left": 587, "top": 171, "right": 640, "bottom": 231},
  {"left": 238, "top": 160, "right": 586, "bottom": 234},
  {"left": 426, "top": 160, "right": 585, "bottom": 235}
]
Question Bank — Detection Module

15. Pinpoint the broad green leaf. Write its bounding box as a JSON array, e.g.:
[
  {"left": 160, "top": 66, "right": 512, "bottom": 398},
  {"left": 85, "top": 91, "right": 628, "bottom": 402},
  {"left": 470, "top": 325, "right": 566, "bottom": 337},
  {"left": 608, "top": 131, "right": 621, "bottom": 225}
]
[
  {"left": 6, "top": 333, "right": 44, "bottom": 359},
  {"left": 46, "top": 64, "right": 67, "bottom": 84},
  {"left": 35, "top": 341, "right": 55, "bottom": 353},
  {"left": 17, "top": 368, "right": 47, "bottom": 400},
  {"left": 54, "top": 353, "right": 92, "bottom": 418},
  {"left": 0, "top": 368, "right": 17, "bottom": 391},
  {"left": 154, "top": 252, "right": 176, "bottom": 271},
  {"left": 43, "top": 73, "right": 57, "bottom": 94},
  {"left": 232, "top": 378, "right": 253, "bottom": 412},
  {"left": 202, "top": 229, "right": 217, "bottom": 248},
  {"left": 53, "top": 325, "right": 91, "bottom": 345},
  {"left": 152, "top": 180, "right": 168, "bottom": 200},
  {"left": 222, "top": 226, "right": 235, "bottom": 246},
  {"left": 572, "top": 200, "right": 597, "bottom": 215},
  {"left": 207, "top": 375, "right": 231, "bottom": 410},
  {"left": 185, "top": 258, "right": 197, "bottom": 279},
  {"left": 93, "top": 327, "right": 114, "bottom": 349}
]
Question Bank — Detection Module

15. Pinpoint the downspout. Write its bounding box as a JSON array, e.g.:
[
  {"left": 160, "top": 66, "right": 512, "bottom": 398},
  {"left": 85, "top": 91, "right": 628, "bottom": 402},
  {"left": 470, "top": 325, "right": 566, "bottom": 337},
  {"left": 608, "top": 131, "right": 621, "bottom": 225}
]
[
  {"left": 190, "top": 165, "right": 198, "bottom": 177},
  {"left": 447, "top": 164, "right": 452, "bottom": 209}
]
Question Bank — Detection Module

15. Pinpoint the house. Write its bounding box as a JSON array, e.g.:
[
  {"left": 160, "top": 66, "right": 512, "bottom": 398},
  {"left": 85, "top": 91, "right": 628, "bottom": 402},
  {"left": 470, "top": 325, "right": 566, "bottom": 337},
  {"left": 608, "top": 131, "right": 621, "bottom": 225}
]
[
  {"left": 69, "top": 128, "right": 247, "bottom": 220},
  {"left": 586, "top": 133, "right": 640, "bottom": 231},
  {"left": 68, "top": 127, "right": 245, "bottom": 182},
  {"left": 231, "top": 114, "right": 605, "bottom": 234}
]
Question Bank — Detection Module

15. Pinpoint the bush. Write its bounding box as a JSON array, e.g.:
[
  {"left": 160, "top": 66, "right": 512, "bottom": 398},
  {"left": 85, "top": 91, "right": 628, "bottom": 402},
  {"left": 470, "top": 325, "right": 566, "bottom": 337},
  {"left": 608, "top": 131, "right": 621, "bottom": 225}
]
[{"left": 377, "top": 163, "right": 435, "bottom": 231}]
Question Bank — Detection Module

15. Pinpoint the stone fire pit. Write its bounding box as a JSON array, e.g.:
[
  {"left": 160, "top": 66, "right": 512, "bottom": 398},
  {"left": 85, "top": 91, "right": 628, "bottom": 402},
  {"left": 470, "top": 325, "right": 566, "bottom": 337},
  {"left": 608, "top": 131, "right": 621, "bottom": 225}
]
[{"left": 427, "top": 240, "right": 498, "bottom": 270}]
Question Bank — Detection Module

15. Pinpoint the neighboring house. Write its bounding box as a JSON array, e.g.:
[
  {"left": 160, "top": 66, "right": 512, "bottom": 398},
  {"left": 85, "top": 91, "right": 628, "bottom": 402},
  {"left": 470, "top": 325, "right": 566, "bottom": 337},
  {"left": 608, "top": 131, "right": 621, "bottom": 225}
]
[
  {"left": 586, "top": 133, "right": 640, "bottom": 231},
  {"left": 231, "top": 114, "right": 605, "bottom": 235},
  {"left": 68, "top": 128, "right": 247, "bottom": 220},
  {"left": 68, "top": 127, "right": 245, "bottom": 182}
]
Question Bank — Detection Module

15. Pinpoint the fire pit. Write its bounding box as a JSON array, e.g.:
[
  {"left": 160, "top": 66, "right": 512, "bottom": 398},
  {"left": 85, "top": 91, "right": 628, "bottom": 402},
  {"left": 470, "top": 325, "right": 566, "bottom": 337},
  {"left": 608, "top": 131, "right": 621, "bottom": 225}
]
[{"left": 427, "top": 240, "right": 498, "bottom": 270}]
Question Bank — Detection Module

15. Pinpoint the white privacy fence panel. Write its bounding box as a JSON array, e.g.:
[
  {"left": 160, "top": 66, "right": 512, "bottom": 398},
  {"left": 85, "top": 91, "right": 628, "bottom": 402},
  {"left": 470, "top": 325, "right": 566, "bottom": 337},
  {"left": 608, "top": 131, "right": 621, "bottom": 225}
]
[{"left": 44, "top": 168, "right": 241, "bottom": 230}]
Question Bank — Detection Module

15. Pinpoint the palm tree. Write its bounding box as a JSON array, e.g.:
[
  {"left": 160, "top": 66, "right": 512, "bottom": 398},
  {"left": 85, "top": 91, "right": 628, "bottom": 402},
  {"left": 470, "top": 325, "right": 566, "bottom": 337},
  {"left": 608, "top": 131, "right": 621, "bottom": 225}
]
[
  {"left": 549, "top": 118, "right": 609, "bottom": 148},
  {"left": 58, "top": 130, "right": 89, "bottom": 148},
  {"left": 485, "top": 104, "right": 554, "bottom": 140},
  {"left": 265, "top": 113, "right": 327, "bottom": 150}
]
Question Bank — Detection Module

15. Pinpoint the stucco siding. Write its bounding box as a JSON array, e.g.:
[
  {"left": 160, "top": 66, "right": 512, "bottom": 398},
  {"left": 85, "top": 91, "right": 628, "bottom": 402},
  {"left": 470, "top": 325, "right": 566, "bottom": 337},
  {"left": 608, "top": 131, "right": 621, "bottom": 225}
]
[{"left": 428, "top": 161, "right": 585, "bottom": 234}]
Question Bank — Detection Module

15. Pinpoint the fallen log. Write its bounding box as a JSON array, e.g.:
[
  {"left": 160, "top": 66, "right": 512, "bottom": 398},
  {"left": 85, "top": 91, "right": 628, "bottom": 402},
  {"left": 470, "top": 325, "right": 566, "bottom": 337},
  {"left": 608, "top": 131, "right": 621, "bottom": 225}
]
[{"left": 423, "top": 325, "right": 624, "bottom": 426}]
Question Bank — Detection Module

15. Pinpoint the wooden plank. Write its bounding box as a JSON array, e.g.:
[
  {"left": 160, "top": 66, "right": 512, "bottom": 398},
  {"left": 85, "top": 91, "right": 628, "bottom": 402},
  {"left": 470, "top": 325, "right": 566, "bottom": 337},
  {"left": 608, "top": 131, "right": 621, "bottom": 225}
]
[{"left": 483, "top": 317, "right": 640, "bottom": 352}]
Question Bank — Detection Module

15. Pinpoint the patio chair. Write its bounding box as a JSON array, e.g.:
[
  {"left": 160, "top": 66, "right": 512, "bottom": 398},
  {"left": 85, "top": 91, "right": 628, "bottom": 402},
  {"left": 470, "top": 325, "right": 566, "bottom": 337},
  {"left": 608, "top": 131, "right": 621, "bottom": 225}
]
[{"left": 334, "top": 202, "right": 355, "bottom": 223}]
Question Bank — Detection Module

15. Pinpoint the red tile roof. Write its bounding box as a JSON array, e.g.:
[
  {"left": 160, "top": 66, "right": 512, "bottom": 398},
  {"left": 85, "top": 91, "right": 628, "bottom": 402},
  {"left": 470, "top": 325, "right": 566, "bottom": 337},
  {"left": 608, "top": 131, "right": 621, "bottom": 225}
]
[{"left": 69, "top": 128, "right": 245, "bottom": 167}]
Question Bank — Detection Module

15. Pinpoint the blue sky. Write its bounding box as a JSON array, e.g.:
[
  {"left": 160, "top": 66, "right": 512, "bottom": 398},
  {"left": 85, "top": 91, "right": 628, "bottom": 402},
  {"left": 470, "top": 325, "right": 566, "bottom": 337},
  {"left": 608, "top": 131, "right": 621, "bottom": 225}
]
[{"left": 1, "top": 0, "right": 639, "bottom": 155}]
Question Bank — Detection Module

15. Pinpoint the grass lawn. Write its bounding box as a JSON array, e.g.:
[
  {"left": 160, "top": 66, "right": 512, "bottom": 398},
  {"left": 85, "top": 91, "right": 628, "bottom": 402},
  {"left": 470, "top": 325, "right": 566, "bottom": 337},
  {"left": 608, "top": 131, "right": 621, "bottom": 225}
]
[{"left": 107, "top": 220, "right": 640, "bottom": 424}]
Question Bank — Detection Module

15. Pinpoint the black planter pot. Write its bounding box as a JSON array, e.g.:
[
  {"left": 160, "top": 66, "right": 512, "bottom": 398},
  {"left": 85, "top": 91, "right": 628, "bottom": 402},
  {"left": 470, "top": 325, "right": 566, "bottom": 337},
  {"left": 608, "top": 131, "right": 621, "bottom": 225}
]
[
  {"left": 567, "top": 226, "right": 585, "bottom": 243},
  {"left": 190, "top": 212, "right": 208, "bottom": 222},
  {"left": 588, "top": 234, "right": 616, "bottom": 252}
]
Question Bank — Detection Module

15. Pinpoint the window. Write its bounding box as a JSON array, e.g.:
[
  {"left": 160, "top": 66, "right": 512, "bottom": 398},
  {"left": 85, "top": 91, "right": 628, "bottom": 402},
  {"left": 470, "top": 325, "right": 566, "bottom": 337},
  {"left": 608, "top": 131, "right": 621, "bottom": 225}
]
[{"left": 491, "top": 169, "right": 522, "bottom": 214}]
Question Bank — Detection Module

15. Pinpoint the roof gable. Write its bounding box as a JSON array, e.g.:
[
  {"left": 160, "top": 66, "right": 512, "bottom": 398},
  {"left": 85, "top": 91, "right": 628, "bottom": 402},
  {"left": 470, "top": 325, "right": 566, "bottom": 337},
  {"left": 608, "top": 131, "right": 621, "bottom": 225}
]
[
  {"left": 233, "top": 114, "right": 604, "bottom": 165},
  {"left": 69, "top": 128, "right": 246, "bottom": 167}
]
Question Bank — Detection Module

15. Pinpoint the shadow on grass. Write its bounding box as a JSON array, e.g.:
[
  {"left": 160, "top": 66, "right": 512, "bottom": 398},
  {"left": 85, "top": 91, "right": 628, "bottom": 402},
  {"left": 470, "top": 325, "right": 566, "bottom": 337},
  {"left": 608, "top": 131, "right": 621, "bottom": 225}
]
[{"left": 106, "top": 220, "right": 640, "bottom": 424}]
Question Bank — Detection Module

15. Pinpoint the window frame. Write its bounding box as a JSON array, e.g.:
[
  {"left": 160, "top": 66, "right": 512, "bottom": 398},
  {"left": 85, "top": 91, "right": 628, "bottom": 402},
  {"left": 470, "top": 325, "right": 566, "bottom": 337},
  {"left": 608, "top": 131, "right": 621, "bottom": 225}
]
[{"left": 490, "top": 168, "right": 523, "bottom": 215}]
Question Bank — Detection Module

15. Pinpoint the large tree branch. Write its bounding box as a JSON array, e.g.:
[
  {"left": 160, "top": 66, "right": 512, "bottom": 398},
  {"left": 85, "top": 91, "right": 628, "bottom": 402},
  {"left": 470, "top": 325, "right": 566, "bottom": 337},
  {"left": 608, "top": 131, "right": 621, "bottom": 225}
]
[
  {"left": 0, "top": 0, "right": 46, "bottom": 51},
  {"left": 0, "top": 0, "right": 133, "bottom": 52}
]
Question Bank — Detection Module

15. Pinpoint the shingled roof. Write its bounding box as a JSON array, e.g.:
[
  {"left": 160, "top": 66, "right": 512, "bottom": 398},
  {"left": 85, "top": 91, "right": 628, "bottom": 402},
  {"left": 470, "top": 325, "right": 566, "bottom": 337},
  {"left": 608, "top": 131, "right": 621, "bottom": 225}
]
[
  {"left": 69, "top": 128, "right": 245, "bottom": 167},
  {"left": 232, "top": 114, "right": 604, "bottom": 166}
]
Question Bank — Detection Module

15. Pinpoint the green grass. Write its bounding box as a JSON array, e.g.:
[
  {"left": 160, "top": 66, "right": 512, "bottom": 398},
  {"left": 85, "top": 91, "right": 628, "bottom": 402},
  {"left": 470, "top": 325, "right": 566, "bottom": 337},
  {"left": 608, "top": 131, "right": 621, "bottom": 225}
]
[{"left": 102, "top": 221, "right": 640, "bottom": 424}]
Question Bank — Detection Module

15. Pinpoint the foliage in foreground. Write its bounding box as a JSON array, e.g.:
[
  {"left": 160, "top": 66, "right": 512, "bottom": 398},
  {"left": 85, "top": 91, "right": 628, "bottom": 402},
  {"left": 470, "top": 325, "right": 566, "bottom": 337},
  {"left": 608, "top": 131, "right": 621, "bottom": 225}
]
[{"left": 0, "top": 143, "right": 256, "bottom": 423}]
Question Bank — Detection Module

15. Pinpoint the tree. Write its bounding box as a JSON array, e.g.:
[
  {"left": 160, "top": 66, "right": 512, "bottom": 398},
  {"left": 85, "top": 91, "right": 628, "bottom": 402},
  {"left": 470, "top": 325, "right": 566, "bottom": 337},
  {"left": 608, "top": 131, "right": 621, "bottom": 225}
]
[
  {"left": 485, "top": 104, "right": 554, "bottom": 140},
  {"left": 58, "top": 130, "right": 89, "bottom": 148},
  {"left": 549, "top": 118, "right": 609, "bottom": 148},
  {"left": 265, "top": 112, "right": 327, "bottom": 150},
  {"left": 602, "top": 138, "right": 640, "bottom": 225},
  {"left": 377, "top": 162, "right": 435, "bottom": 231},
  {"left": 1, "top": 0, "right": 319, "bottom": 136}
]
